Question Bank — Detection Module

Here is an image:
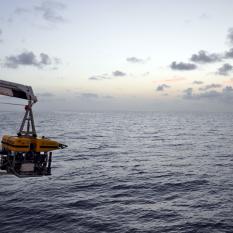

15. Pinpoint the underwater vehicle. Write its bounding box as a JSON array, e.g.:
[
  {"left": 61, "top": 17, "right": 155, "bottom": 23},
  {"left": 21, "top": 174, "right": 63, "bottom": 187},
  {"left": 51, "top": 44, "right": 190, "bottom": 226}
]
[{"left": 0, "top": 80, "right": 67, "bottom": 177}]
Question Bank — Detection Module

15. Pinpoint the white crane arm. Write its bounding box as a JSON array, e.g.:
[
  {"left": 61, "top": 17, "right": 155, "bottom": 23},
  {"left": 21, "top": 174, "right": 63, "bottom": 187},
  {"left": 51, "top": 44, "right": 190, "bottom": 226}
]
[{"left": 0, "top": 80, "right": 37, "bottom": 103}]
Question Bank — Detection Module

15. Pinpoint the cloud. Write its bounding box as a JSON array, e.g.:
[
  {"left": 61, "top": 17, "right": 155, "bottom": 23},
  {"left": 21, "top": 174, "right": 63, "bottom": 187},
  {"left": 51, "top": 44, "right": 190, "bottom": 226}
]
[
  {"left": 224, "top": 48, "right": 233, "bottom": 58},
  {"left": 217, "top": 63, "right": 233, "bottom": 76},
  {"left": 126, "top": 57, "right": 148, "bottom": 64},
  {"left": 196, "top": 90, "right": 221, "bottom": 99},
  {"left": 199, "top": 84, "right": 222, "bottom": 91},
  {"left": 156, "top": 84, "right": 170, "bottom": 92},
  {"left": 224, "top": 86, "right": 233, "bottom": 91},
  {"left": 89, "top": 74, "right": 110, "bottom": 81},
  {"left": 35, "top": 1, "right": 66, "bottom": 23},
  {"left": 78, "top": 93, "right": 115, "bottom": 101},
  {"left": 103, "top": 95, "right": 114, "bottom": 99},
  {"left": 40, "top": 53, "right": 52, "bottom": 65},
  {"left": 190, "top": 50, "right": 221, "bottom": 63},
  {"left": 227, "top": 28, "right": 233, "bottom": 45},
  {"left": 54, "top": 57, "right": 61, "bottom": 64},
  {"left": 38, "top": 92, "right": 54, "bottom": 97},
  {"left": 4, "top": 52, "right": 37, "bottom": 68},
  {"left": 14, "top": 7, "right": 29, "bottom": 15},
  {"left": 199, "top": 13, "right": 209, "bottom": 20},
  {"left": 112, "top": 70, "right": 126, "bottom": 77},
  {"left": 0, "top": 29, "right": 3, "bottom": 42},
  {"left": 4, "top": 51, "right": 58, "bottom": 69},
  {"left": 142, "top": 72, "right": 150, "bottom": 77},
  {"left": 183, "top": 88, "right": 193, "bottom": 99},
  {"left": 89, "top": 76, "right": 101, "bottom": 81},
  {"left": 193, "top": 81, "right": 204, "bottom": 85},
  {"left": 81, "top": 93, "right": 99, "bottom": 99},
  {"left": 183, "top": 86, "right": 233, "bottom": 103},
  {"left": 183, "top": 87, "right": 220, "bottom": 100},
  {"left": 89, "top": 71, "right": 126, "bottom": 81},
  {"left": 170, "top": 61, "right": 197, "bottom": 70}
]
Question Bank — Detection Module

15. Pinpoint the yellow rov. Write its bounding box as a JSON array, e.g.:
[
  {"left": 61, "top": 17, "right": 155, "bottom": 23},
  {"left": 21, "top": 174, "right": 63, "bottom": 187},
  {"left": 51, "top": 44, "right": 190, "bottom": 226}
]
[{"left": 0, "top": 80, "right": 67, "bottom": 177}]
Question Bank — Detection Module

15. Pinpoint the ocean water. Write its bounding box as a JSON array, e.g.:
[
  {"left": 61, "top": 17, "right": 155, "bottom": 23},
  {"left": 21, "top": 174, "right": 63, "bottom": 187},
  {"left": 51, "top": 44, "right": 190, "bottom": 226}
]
[{"left": 0, "top": 111, "right": 233, "bottom": 233}]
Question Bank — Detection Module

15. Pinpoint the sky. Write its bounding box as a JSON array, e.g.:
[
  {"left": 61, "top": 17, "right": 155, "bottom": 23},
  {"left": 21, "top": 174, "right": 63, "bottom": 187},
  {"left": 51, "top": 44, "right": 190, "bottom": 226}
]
[{"left": 1, "top": 0, "right": 233, "bottom": 111}]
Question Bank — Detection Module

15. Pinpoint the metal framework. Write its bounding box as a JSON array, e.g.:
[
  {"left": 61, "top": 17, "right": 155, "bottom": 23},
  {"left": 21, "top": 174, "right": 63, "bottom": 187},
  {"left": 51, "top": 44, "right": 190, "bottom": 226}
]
[
  {"left": 0, "top": 80, "right": 38, "bottom": 137},
  {"left": 18, "top": 100, "right": 37, "bottom": 137}
]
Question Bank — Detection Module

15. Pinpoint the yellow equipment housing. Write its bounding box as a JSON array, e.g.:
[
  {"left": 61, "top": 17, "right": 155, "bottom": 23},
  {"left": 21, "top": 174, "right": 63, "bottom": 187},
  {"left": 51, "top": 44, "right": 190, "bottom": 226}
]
[{"left": 2, "top": 135, "right": 64, "bottom": 153}]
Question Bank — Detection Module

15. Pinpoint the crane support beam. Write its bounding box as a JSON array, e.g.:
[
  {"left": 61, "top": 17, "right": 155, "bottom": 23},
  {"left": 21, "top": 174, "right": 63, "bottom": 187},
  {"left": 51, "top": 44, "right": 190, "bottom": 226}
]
[{"left": 0, "top": 80, "right": 37, "bottom": 103}]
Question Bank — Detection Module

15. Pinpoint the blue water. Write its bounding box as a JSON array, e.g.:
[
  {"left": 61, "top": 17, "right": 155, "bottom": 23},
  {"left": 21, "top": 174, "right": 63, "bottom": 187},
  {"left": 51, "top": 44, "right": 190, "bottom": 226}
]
[{"left": 0, "top": 111, "right": 233, "bottom": 233}]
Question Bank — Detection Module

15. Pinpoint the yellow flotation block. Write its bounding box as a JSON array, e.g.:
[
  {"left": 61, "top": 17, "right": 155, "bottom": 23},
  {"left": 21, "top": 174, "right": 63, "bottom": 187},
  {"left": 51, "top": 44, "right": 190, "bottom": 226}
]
[{"left": 1, "top": 135, "right": 67, "bottom": 153}]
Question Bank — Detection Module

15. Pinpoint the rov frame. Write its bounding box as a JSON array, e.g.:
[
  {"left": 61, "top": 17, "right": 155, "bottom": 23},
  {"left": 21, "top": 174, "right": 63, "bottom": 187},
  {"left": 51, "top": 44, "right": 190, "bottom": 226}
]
[{"left": 0, "top": 101, "right": 54, "bottom": 177}]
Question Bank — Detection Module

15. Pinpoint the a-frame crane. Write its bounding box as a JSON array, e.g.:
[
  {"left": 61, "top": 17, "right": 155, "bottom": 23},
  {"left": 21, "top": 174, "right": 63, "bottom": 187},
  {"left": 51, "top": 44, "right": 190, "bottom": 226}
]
[{"left": 0, "top": 80, "right": 67, "bottom": 177}]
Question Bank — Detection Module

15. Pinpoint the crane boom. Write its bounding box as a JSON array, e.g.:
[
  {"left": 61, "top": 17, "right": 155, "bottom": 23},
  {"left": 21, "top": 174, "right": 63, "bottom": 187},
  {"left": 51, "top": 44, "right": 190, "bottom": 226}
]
[{"left": 0, "top": 80, "right": 37, "bottom": 103}]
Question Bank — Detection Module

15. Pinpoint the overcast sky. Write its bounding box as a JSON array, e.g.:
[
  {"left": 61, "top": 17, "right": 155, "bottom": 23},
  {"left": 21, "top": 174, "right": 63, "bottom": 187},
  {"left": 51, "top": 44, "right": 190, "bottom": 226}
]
[{"left": 1, "top": 0, "right": 233, "bottom": 111}]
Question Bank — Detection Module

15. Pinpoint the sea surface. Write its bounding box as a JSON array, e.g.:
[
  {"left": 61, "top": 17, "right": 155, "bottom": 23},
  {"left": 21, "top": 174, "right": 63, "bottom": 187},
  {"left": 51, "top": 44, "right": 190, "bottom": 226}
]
[{"left": 0, "top": 111, "right": 233, "bottom": 233}]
